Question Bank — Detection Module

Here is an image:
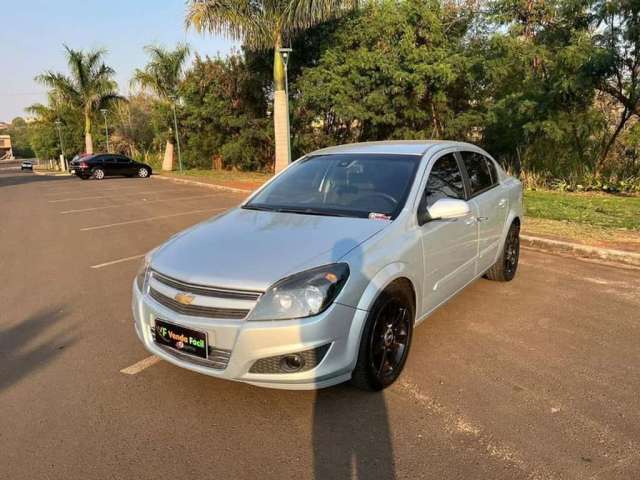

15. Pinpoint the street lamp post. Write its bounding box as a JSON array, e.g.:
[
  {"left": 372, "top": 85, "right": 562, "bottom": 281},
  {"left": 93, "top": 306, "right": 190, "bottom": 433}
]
[
  {"left": 54, "top": 119, "right": 66, "bottom": 172},
  {"left": 277, "top": 47, "right": 293, "bottom": 165},
  {"left": 169, "top": 95, "right": 183, "bottom": 172},
  {"left": 100, "top": 108, "right": 110, "bottom": 153}
]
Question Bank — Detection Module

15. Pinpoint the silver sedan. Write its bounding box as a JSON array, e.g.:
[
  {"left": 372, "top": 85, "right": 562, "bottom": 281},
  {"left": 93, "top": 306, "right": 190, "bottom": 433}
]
[{"left": 132, "top": 141, "right": 523, "bottom": 391}]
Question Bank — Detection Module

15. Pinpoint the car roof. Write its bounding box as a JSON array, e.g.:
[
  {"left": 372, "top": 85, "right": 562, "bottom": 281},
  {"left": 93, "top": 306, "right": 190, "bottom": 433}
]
[{"left": 310, "top": 140, "right": 481, "bottom": 157}]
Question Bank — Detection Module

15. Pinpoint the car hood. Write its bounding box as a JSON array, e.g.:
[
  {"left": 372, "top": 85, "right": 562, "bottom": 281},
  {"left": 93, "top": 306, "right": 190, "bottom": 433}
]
[{"left": 151, "top": 207, "right": 387, "bottom": 291}]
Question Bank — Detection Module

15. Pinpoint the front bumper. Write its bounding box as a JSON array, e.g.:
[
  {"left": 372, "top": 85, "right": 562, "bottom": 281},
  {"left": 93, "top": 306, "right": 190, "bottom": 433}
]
[{"left": 131, "top": 282, "right": 367, "bottom": 390}]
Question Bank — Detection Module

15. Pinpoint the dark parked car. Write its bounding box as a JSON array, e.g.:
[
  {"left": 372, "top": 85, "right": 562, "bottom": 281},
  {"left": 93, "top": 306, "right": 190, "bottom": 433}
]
[
  {"left": 20, "top": 161, "right": 33, "bottom": 171},
  {"left": 70, "top": 154, "right": 152, "bottom": 180}
]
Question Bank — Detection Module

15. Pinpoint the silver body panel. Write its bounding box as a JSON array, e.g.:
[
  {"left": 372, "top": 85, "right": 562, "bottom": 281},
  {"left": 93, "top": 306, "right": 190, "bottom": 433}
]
[{"left": 132, "top": 140, "right": 523, "bottom": 389}]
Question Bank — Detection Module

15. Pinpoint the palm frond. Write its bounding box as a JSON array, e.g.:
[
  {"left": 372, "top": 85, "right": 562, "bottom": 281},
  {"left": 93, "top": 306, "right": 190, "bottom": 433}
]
[
  {"left": 131, "top": 44, "right": 191, "bottom": 99},
  {"left": 185, "top": 0, "right": 273, "bottom": 50}
]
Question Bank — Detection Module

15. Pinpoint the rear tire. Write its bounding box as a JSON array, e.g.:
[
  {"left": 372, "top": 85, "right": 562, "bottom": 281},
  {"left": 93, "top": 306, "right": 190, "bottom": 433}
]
[
  {"left": 351, "top": 282, "right": 414, "bottom": 391},
  {"left": 92, "top": 168, "right": 105, "bottom": 180},
  {"left": 485, "top": 221, "right": 520, "bottom": 282},
  {"left": 137, "top": 167, "right": 150, "bottom": 178}
]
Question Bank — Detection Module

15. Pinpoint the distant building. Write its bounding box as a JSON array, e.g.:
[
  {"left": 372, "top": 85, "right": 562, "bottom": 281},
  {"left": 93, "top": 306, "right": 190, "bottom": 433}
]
[
  {"left": 0, "top": 135, "right": 13, "bottom": 159},
  {"left": 0, "top": 122, "right": 10, "bottom": 130}
]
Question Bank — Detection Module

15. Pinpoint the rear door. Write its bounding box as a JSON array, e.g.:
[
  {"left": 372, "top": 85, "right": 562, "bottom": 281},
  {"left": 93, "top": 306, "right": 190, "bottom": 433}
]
[
  {"left": 102, "top": 155, "right": 119, "bottom": 176},
  {"left": 459, "top": 151, "right": 508, "bottom": 273},
  {"left": 418, "top": 151, "right": 479, "bottom": 316}
]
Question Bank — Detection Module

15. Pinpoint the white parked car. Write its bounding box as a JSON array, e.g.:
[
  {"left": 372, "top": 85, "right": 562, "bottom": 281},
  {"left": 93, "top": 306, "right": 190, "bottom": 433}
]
[{"left": 132, "top": 141, "right": 523, "bottom": 391}]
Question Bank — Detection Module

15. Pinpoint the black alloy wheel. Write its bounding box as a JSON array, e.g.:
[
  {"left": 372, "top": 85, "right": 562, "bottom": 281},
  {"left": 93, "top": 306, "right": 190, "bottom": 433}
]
[
  {"left": 503, "top": 223, "right": 520, "bottom": 279},
  {"left": 485, "top": 221, "right": 520, "bottom": 282},
  {"left": 351, "top": 284, "right": 414, "bottom": 391},
  {"left": 369, "top": 298, "right": 411, "bottom": 383}
]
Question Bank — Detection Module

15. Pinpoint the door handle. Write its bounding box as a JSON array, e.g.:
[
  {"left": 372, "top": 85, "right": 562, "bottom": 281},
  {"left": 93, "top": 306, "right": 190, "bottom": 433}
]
[
  {"left": 498, "top": 199, "right": 507, "bottom": 208},
  {"left": 466, "top": 216, "right": 488, "bottom": 224}
]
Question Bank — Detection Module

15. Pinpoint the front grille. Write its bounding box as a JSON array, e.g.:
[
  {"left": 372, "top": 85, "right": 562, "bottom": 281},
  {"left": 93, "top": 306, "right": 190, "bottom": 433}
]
[
  {"left": 152, "top": 270, "right": 262, "bottom": 301},
  {"left": 151, "top": 327, "right": 231, "bottom": 370},
  {"left": 149, "top": 287, "right": 250, "bottom": 319},
  {"left": 249, "top": 344, "right": 332, "bottom": 374}
]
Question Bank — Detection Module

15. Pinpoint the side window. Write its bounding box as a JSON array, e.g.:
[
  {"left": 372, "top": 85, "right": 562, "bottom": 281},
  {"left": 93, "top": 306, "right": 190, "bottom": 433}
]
[
  {"left": 116, "top": 156, "right": 130, "bottom": 164},
  {"left": 425, "top": 153, "right": 465, "bottom": 207},
  {"left": 485, "top": 157, "right": 499, "bottom": 184},
  {"left": 104, "top": 156, "right": 117, "bottom": 164},
  {"left": 461, "top": 151, "right": 493, "bottom": 196}
]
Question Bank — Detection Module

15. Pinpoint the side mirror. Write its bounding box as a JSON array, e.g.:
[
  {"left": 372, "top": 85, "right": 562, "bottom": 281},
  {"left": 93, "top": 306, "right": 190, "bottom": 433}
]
[{"left": 428, "top": 198, "right": 471, "bottom": 220}]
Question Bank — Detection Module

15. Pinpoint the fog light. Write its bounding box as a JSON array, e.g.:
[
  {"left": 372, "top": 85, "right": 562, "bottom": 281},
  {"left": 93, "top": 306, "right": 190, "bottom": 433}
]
[
  {"left": 280, "top": 354, "right": 306, "bottom": 372},
  {"left": 249, "top": 344, "right": 331, "bottom": 374}
]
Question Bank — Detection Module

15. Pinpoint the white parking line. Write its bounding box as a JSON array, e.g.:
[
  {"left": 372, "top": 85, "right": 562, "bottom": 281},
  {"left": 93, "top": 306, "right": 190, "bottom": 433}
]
[
  {"left": 46, "top": 186, "right": 144, "bottom": 196},
  {"left": 80, "top": 208, "right": 225, "bottom": 232},
  {"left": 90, "top": 253, "right": 146, "bottom": 269},
  {"left": 61, "top": 193, "right": 221, "bottom": 214},
  {"left": 120, "top": 355, "right": 161, "bottom": 375},
  {"left": 48, "top": 189, "right": 187, "bottom": 203}
]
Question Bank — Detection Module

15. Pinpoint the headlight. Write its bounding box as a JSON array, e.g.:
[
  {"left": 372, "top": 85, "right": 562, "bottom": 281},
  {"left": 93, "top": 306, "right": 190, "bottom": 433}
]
[
  {"left": 135, "top": 249, "right": 155, "bottom": 292},
  {"left": 247, "top": 263, "right": 350, "bottom": 321}
]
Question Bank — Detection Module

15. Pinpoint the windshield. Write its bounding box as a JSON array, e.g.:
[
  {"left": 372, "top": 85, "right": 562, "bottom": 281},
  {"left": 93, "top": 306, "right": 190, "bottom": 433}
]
[{"left": 245, "top": 153, "right": 421, "bottom": 219}]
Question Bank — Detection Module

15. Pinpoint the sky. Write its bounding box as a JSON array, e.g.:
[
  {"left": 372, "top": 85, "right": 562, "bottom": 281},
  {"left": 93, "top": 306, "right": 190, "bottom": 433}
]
[{"left": 0, "top": 0, "right": 236, "bottom": 122}]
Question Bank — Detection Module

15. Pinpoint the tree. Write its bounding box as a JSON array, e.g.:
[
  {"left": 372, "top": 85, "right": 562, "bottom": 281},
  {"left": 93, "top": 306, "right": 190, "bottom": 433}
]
[
  {"left": 185, "top": 0, "right": 357, "bottom": 172},
  {"left": 35, "top": 46, "right": 122, "bottom": 154},
  {"left": 592, "top": 0, "right": 640, "bottom": 173},
  {"left": 292, "top": 0, "right": 472, "bottom": 150},
  {"left": 180, "top": 53, "right": 273, "bottom": 170},
  {"left": 5, "top": 118, "right": 35, "bottom": 158},
  {"left": 131, "top": 44, "right": 190, "bottom": 169}
]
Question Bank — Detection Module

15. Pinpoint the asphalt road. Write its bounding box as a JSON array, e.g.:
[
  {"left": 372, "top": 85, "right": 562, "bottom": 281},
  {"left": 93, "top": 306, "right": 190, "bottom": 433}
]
[{"left": 1, "top": 171, "right": 639, "bottom": 480}]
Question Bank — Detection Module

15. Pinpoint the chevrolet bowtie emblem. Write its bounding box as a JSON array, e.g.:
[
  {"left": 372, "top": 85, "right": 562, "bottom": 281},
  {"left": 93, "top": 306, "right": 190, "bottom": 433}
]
[{"left": 174, "top": 292, "right": 195, "bottom": 305}]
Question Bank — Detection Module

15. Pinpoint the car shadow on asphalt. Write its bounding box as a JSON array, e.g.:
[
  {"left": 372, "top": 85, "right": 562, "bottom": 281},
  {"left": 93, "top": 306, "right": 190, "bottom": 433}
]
[
  {"left": 0, "top": 305, "right": 77, "bottom": 392},
  {"left": 0, "top": 172, "right": 70, "bottom": 188},
  {"left": 313, "top": 385, "right": 395, "bottom": 479},
  {"left": 310, "top": 236, "right": 396, "bottom": 479}
]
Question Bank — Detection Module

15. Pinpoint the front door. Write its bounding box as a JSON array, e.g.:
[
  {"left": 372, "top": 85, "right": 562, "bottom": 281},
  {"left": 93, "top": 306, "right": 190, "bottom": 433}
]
[
  {"left": 418, "top": 152, "right": 479, "bottom": 317},
  {"left": 459, "top": 151, "right": 509, "bottom": 273},
  {"left": 116, "top": 156, "right": 136, "bottom": 175}
]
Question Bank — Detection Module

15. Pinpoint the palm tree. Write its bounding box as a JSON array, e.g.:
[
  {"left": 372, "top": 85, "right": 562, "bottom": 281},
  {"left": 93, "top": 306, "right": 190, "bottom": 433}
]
[
  {"left": 35, "top": 46, "right": 122, "bottom": 154},
  {"left": 185, "top": 0, "right": 357, "bottom": 172},
  {"left": 131, "top": 44, "right": 190, "bottom": 171}
]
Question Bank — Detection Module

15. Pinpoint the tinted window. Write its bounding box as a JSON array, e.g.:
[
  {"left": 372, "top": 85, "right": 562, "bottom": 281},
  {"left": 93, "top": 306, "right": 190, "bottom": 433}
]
[
  {"left": 485, "top": 157, "right": 498, "bottom": 183},
  {"left": 116, "top": 157, "right": 131, "bottom": 164},
  {"left": 246, "top": 154, "right": 421, "bottom": 219},
  {"left": 425, "top": 153, "right": 465, "bottom": 207},
  {"left": 104, "top": 156, "right": 117, "bottom": 164},
  {"left": 461, "top": 151, "right": 494, "bottom": 195}
]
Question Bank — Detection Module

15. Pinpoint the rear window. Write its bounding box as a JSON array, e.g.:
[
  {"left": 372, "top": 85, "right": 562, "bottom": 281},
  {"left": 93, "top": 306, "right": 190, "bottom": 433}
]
[{"left": 461, "top": 151, "right": 495, "bottom": 196}]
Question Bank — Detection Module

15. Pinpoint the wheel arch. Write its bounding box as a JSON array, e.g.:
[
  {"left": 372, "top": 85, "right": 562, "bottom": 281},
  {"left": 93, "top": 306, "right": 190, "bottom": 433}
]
[{"left": 354, "top": 263, "right": 419, "bottom": 320}]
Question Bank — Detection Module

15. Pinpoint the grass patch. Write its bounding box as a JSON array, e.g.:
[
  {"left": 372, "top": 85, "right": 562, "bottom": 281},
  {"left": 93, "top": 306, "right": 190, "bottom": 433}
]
[
  {"left": 524, "top": 190, "right": 640, "bottom": 230},
  {"left": 166, "top": 169, "right": 272, "bottom": 184}
]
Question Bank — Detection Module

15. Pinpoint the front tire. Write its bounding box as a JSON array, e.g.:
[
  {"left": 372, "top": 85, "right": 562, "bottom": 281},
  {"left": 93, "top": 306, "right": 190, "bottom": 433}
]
[
  {"left": 137, "top": 167, "right": 150, "bottom": 178},
  {"left": 92, "top": 168, "right": 105, "bottom": 180},
  {"left": 351, "top": 283, "right": 414, "bottom": 391},
  {"left": 485, "top": 221, "right": 520, "bottom": 282}
]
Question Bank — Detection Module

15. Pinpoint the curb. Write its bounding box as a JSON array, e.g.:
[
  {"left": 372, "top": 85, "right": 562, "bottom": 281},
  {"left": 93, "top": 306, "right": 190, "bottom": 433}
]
[
  {"left": 521, "top": 235, "right": 640, "bottom": 267},
  {"left": 152, "top": 174, "right": 254, "bottom": 194}
]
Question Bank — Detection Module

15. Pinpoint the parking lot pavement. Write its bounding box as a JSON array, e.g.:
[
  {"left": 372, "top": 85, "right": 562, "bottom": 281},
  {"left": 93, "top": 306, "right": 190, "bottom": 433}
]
[{"left": 1, "top": 171, "right": 639, "bottom": 480}]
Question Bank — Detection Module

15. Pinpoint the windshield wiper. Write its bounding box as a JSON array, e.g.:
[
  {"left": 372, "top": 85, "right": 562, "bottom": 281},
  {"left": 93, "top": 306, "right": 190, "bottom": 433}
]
[
  {"left": 242, "top": 204, "right": 276, "bottom": 212},
  {"left": 274, "top": 207, "right": 351, "bottom": 217},
  {"left": 244, "top": 204, "right": 352, "bottom": 217}
]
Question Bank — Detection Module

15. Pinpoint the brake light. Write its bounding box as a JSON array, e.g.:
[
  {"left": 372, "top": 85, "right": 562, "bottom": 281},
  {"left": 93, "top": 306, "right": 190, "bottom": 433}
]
[{"left": 79, "top": 161, "right": 88, "bottom": 169}]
